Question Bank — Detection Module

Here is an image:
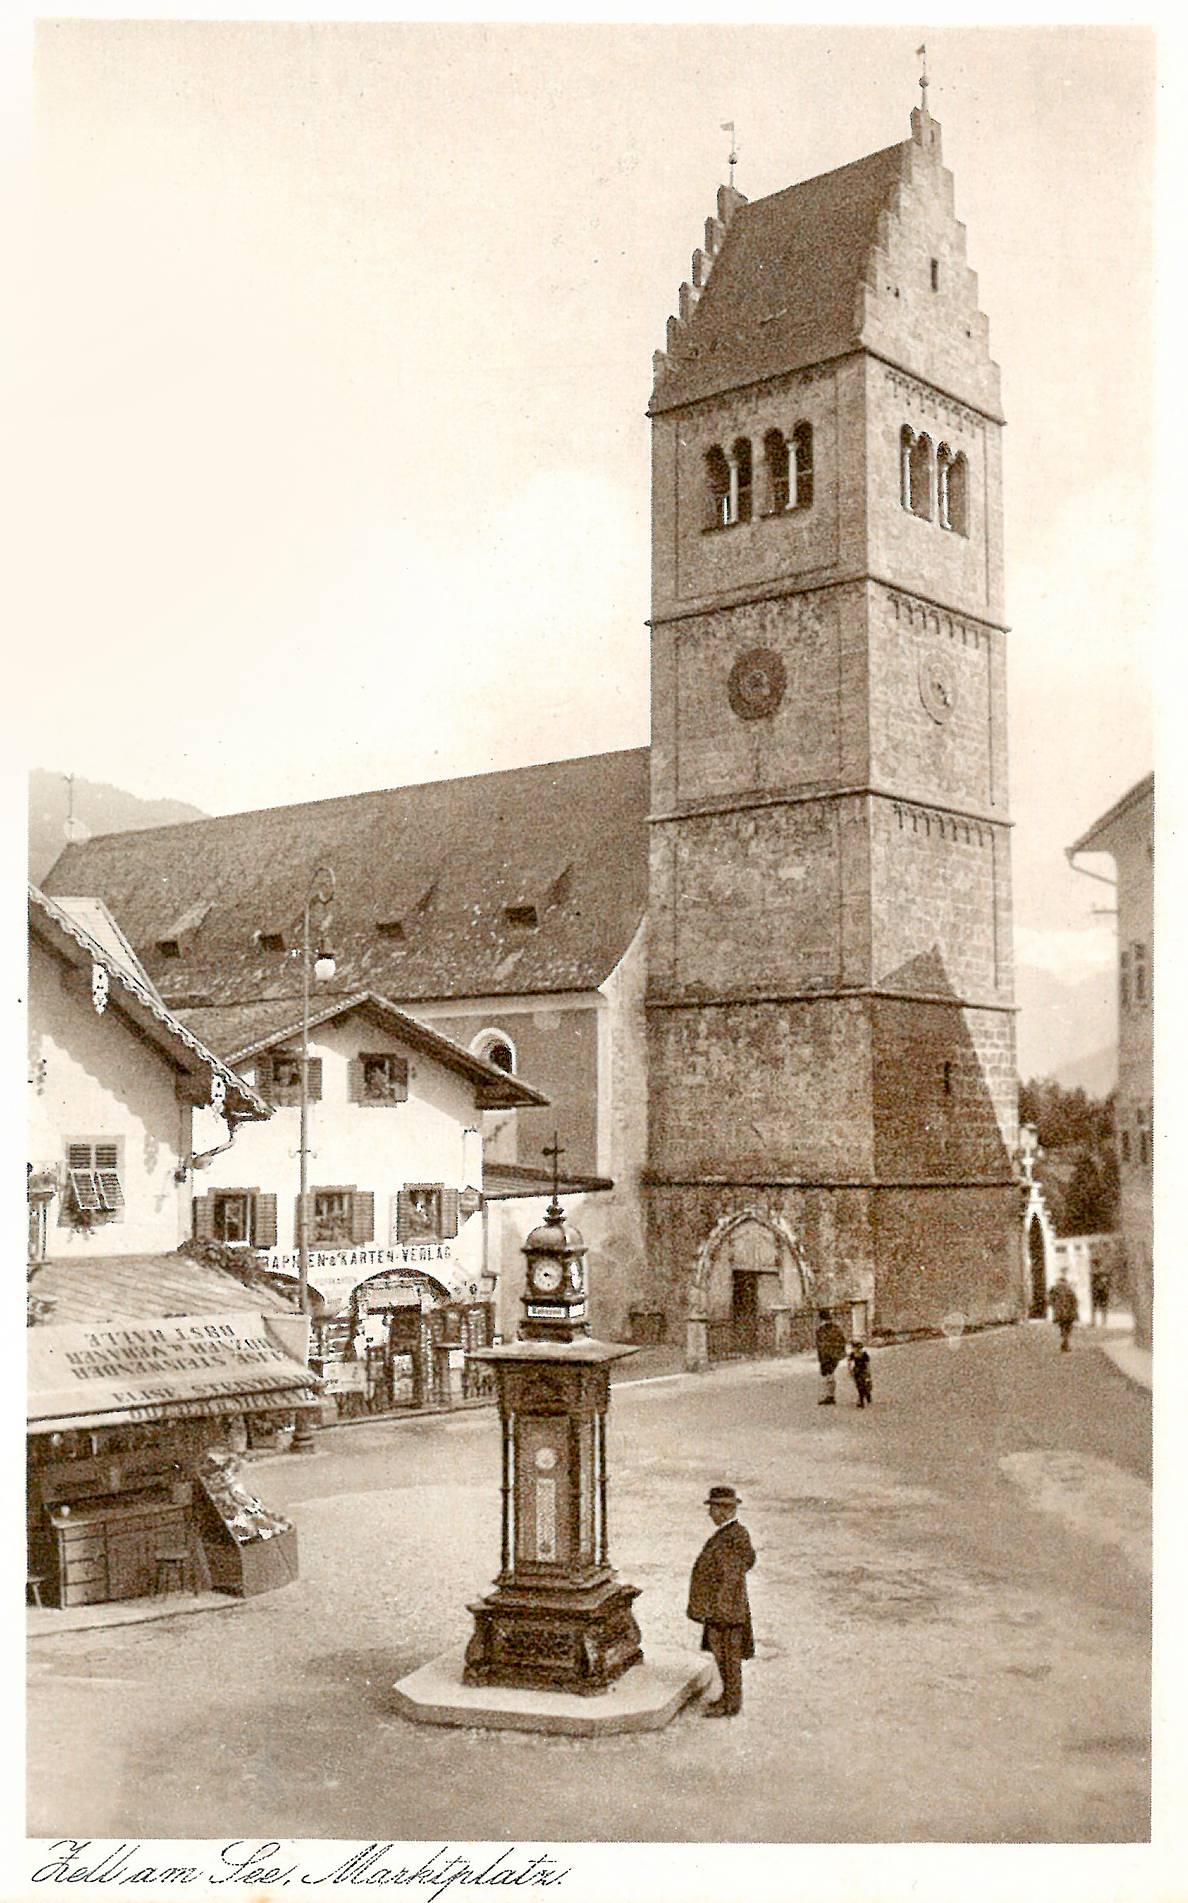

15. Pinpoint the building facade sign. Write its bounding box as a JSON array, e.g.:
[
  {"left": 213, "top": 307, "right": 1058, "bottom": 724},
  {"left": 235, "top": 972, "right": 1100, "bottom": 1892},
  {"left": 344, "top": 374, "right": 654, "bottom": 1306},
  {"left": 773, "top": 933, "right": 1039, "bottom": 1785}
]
[{"left": 261, "top": 1242, "right": 478, "bottom": 1314}]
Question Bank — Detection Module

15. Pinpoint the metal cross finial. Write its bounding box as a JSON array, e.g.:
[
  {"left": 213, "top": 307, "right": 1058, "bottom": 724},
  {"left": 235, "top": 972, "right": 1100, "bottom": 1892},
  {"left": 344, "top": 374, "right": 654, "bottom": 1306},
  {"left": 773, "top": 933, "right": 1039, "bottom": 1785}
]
[
  {"left": 720, "top": 120, "right": 738, "bottom": 189},
  {"left": 917, "top": 43, "right": 929, "bottom": 112},
  {"left": 542, "top": 1131, "right": 566, "bottom": 1207}
]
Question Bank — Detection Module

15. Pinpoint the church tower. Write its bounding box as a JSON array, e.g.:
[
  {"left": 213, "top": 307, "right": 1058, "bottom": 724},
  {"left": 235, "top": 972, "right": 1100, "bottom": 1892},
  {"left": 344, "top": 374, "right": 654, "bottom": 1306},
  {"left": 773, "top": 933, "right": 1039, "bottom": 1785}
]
[{"left": 644, "top": 89, "right": 1019, "bottom": 1361}]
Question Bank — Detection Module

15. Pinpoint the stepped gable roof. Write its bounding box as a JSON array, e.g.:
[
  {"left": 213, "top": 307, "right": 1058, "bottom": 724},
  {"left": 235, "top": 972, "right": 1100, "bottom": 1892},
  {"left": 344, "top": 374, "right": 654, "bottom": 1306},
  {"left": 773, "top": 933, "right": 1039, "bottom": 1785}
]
[
  {"left": 43, "top": 748, "right": 651, "bottom": 1006},
  {"left": 651, "top": 142, "right": 908, "bottom": 414},
  {"left": 181, "top": 991, "right": 548, "bottom": 1110},
  {"left": 28, "top": 1252, "right": 302, "bottom": 1329},
  {"left": 28, "top": 885, "right": 269, "bottom": 1124}
]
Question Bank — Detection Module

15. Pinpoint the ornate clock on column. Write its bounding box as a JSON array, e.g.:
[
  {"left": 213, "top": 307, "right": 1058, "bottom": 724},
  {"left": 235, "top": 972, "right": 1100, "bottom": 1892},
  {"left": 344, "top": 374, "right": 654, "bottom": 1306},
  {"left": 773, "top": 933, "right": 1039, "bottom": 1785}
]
[{"left": 462, "top": 1135, "right": 643, "bottom": 1695}]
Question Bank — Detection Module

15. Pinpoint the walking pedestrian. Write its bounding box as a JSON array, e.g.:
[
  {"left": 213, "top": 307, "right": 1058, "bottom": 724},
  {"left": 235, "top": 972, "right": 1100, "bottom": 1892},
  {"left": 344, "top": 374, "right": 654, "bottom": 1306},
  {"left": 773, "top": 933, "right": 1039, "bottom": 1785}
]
[
  {"left": 1090, "top": 1264, "right": 1112, "bottom": 1328},
  {"left": 848, "top": 1341, "right": 873, "bottom": 1407},
  {"left": 1048, "top": 1271, "right": 1079, "bottom": 1352},
  {"left": 686, "top": 1485, "right": 755, "bottom": 1718},
  {"left": 815, "top": 1309, "right": 847, "bottom": 1405}
]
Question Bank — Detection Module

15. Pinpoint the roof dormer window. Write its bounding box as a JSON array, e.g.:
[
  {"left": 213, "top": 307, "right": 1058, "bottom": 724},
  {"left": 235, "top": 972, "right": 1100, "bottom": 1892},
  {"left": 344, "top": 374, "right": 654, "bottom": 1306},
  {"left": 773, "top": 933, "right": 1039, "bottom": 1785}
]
[
  {"left": 156, "top": 938, "right": 181, "bottom": 959},
  {"left": 504, "top": 904, "right": 538, "bottom": 930},
  {"left": 255, "top": 930, "right": 285, "bottom": 954}
]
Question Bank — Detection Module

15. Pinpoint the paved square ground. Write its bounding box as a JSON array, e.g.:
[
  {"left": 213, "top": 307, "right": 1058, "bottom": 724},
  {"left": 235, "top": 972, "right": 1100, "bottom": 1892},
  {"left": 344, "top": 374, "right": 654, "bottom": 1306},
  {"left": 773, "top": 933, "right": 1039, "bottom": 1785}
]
[{"left": 28, "top": 1323, "right": 1150, "bottom": 1843}]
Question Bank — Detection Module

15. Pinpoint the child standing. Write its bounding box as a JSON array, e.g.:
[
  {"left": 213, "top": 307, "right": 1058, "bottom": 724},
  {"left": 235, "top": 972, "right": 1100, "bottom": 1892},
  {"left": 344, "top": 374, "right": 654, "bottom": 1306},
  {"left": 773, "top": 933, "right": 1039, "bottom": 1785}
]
[{"left": 848, "top": 1342, "right": 873, "bottom": 1407}]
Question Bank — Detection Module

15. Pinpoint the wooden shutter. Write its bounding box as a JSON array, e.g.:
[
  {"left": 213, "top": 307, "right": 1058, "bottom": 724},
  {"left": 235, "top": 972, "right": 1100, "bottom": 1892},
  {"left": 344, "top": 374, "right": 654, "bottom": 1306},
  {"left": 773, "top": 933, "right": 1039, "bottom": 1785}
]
[
  {"left": 441, "top": 1187, "right": 460, "bottom": 1239},
  {"left": 390, "top": 1056, "right": 409, "bottom": 1102},
  {"left": 347, "top": 1058, "right": 364, "bottom": 1104},
  {"left": 193, "top": 1195, "right": 215, "bottom": 1242},
  {"left": 255, "top": 1055, "right": 273, "bottom": 1097},
  {"left": 396, "top": 1190, "right": 412, "bottom": 1243},
  {"left": 350, "top": 1191, "right": 375, "bottom": 1245},
  {"left": 306, "top": 1058, "right": 323, "bottom": 1102},
  {"left": 253, "top": 1193, "right": 278, "bottom": 1249}
]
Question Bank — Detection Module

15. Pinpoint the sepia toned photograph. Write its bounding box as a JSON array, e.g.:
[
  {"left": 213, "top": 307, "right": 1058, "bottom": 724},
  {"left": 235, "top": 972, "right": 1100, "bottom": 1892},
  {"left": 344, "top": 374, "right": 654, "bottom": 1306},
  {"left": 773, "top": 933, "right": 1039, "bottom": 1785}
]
[{"left": 20, "top": 16, "right": 1160, "bottom": 1889}]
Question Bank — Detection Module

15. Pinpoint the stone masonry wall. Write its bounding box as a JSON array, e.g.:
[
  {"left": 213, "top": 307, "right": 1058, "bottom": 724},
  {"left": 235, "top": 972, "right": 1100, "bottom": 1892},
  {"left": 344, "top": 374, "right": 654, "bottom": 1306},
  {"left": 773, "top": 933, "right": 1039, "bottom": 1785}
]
[
  {"left": 871, "top": 999, "right": 1016, "bottom": 1181},
  {"left": 870, "top": 1184, "right": 1023, "bottom": 1333},
  {"left": 868, "top": 584, "right": 1004, "bottom": 816},
  {"left": 646, "top": 997, "right": 873, "bottom": 1184},
  {"left": 869, "top": 795, "right": 1009, "bottom": 1005}
]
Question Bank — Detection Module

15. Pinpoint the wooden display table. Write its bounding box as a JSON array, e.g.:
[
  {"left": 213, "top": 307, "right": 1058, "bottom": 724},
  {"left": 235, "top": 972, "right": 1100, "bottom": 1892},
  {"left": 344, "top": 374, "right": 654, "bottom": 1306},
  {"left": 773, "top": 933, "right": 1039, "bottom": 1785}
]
[{"left": 48, "top": 1487, "right": 191, "bottom": 1608}]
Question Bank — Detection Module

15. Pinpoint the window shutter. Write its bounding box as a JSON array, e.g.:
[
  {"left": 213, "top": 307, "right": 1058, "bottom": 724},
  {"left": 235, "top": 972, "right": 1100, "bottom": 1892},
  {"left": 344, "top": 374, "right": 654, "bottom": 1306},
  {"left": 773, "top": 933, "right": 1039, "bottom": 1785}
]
[
  {"left": 256, "top": 1055, "right": 273, "bottom": 1097},
  {"left": 194, "top": 1195, "right": 215, "bottom": 1242},
  {"left": 396, "top": 1190, "right": 412, "bottom": 1243},
  {"left": 254, "top": 1193, "right": 278, "bottom": 1249},
  {"left": 347, "top": 1058, "right": 364, "bottom": 1104},
  {"left": 391, "top": 1056, "right": 409, "bottom": 1102},
  {"left": 441, "top": 1187, "right": 460, "bottom": 1239},
  {"left": 306, "top": 1058, "right": 323, "bottom": 1102},
  {"left": 351, "top": 1190, "right": 375, "bottom": 1245}
]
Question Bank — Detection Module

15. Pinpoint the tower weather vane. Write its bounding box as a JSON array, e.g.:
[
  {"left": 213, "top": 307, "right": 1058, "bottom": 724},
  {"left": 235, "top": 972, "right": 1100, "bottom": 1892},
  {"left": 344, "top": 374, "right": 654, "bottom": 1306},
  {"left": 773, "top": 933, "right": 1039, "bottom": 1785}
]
[
  {"left": 721, "top": 121, "right": 739, "bottom": 189},
  {"left": 917, "top": 42, "right": 928, "bottom": 112}
]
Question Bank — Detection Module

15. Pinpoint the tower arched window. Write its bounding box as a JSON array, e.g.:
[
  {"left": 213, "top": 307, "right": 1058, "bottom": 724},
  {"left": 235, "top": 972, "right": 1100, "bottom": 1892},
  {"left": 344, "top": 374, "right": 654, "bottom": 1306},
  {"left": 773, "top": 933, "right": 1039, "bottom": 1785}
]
[
  {"left": 793, "top": 421, "right": 814, "bottom": 509},
  {"left": 705, "top": 446, "right": 731, "bottom": 529},
  {"left": 732, "top": 436, "right": 753, "bottom": 522},
  {"left": 900, "top": 426, "right": 914, "bottom": 510},
  {"left": 909, "top": 431, "right": 934, "bottom": 520},
  {"left": 937, "top": 444, "right": 953, "bottom": 530},
  {"left": 763, "top": 429, "right": 790, "bottom": 513},
  {"left": 946, "top": 452, "right": 968, "bottom": 536}
]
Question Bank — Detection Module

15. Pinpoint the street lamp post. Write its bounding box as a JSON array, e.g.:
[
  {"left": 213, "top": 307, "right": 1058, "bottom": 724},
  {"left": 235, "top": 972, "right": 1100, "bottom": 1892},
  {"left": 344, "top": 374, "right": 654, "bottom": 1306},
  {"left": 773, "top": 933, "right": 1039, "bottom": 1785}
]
[{"left": 292, "top": 866, "right": 336, "bottom": 1454}]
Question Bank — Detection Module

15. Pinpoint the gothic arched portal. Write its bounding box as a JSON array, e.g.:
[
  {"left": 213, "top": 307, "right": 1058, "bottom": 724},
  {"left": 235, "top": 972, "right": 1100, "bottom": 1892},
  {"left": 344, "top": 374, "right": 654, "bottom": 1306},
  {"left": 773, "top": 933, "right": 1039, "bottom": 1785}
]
[{"left": 688, "top": 1210, "right": 815, "bottom": 1366}]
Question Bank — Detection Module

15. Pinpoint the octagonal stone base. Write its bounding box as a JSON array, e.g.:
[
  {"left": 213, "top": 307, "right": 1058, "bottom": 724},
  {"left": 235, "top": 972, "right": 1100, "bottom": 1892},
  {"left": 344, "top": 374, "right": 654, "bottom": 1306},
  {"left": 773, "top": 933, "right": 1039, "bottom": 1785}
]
[{"left": 393, "top": 1648, "right": 713, "bottom": 1736}]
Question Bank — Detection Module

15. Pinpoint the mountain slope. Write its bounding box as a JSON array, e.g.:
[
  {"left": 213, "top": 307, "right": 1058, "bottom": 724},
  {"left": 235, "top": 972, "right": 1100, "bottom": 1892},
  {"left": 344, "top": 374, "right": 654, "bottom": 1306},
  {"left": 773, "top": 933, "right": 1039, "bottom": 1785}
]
[{"left": 28, "top": 771, "right": 206, "bottom": 885}]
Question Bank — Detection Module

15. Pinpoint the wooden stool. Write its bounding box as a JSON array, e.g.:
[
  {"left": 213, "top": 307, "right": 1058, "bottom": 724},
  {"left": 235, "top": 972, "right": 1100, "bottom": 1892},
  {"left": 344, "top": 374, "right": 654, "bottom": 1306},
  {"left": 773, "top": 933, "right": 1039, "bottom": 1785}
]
[
  {"left": 154, "top": 1549, "right": 189, "bottom": 1596},
  {"left": 26, "top": 1574, "right": 45, "bottom": 1608}
]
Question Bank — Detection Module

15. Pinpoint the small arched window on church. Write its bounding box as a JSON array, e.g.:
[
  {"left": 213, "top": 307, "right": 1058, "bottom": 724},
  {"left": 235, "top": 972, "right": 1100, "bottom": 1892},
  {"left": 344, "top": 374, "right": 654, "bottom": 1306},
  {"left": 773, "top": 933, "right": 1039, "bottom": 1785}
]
[
  {"left": 909, "top": 431, "right": 934, "bottom": 520},
  {"left": 946, "top": 452, "right": 969, "bottom": 536},
  {"left": 472, "top": 1029, "right": 517, "bottom": 1076},
  {"left": 763, "top": 429, "right": 790, "bottom": 513},
  {"left": 705, "top": 446, "right": 731, "bottom": 529},
  {"left": 793, "top": 422, "right": 814, "bottom": 509},
  {"left": 732, "top": 437, "right": 753, "bottom": 522}
]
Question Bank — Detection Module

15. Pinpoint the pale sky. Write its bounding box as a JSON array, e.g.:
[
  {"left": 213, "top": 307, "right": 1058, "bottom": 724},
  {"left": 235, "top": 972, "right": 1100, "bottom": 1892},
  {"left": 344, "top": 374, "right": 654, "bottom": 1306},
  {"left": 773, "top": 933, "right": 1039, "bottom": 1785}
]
[{"left": 24, "top": 22, "right": 1154, "bottom": 984}]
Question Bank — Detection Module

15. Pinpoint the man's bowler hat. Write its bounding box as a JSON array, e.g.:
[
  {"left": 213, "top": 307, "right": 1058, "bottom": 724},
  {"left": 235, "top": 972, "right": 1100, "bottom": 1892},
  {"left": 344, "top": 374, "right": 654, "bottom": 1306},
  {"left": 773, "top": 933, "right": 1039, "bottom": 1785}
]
[{"left": 705, "top": 1485, "right": 741, "bottom": 1506}]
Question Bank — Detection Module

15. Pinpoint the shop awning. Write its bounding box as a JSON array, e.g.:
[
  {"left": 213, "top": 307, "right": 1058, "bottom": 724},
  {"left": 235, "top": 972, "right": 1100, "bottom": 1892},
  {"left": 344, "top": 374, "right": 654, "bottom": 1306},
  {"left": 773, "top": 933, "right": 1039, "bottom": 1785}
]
[{"left": 27, "top": 1309, "right": 321, "bottom": 1436}]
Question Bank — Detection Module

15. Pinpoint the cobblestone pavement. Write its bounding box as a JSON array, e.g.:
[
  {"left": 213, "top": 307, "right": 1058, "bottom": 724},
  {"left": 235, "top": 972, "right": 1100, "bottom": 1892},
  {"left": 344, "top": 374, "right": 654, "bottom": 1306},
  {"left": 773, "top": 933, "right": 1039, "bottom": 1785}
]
[{"left": 27, "top": 1322, "right": 1151, "bottom": 1844}]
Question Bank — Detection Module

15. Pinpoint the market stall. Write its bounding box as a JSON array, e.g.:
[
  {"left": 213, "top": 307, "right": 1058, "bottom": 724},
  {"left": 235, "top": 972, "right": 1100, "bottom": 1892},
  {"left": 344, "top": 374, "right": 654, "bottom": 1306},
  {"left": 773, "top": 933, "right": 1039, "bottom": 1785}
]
[{"left": 27, "top": 1309, "right": 318, "bottom": 1610}]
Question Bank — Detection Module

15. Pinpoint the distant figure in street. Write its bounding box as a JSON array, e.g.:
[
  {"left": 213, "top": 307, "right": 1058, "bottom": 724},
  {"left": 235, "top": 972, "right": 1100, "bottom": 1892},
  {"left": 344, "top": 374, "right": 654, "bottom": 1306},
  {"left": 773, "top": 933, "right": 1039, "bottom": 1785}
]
[
  {"left": 1048, "top": 1271, "right": 1079, "bottom": 1352},
  {"left": 1090, "top": 1265, "right": 1112, "bottom": 1328},
  {"left": 848, "top": 1342, "right": 873, "bottom": 1408},
  {"left": 815, "top": 1309, "right": 847, "bottom": 1405},
  {"left": 687, "top": 1485, "right": 755, "bottom": 1718}
]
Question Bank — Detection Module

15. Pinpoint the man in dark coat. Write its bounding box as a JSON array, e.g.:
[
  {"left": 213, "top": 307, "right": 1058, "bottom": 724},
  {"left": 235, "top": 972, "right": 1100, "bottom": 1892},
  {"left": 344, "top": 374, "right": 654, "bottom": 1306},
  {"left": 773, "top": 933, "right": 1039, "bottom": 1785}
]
[
  {"left": 1090, "top": 1265, "right": 1112, "bottom": 1327},
  {"left": 815, "top": 1309, "right": 848, "bottom": 1405},
  {"left": 687, "top": 1485, "right": 755, "bottom": 1717},
  {"left": 1048, "top": 1271, "right": 1079, "bottom": 1351}
]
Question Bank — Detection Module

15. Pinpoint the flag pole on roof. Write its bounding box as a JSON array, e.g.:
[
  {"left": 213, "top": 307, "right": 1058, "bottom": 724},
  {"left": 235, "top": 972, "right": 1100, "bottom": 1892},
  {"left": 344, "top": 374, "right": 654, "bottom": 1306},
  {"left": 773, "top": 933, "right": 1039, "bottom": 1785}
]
[
  {"left": 720, "top": 120, "right": 738, "bottom": 190},
  {"left": 917, "top": 43, "right": 928, "bottom": 113}
]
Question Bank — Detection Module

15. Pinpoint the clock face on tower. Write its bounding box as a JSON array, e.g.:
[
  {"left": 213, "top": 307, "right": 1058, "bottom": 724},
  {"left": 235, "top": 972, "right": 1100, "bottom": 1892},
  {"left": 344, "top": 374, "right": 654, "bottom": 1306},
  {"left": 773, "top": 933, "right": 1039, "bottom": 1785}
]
[
  {"left": 918, "top": 650, "right": 957, "bottom": 724},
  {"left": 727, "top": 647, "right": 787, "bottom": 721},
  {"left": 530, "top": 1259, "right": 564, "bottom": 1296}
]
